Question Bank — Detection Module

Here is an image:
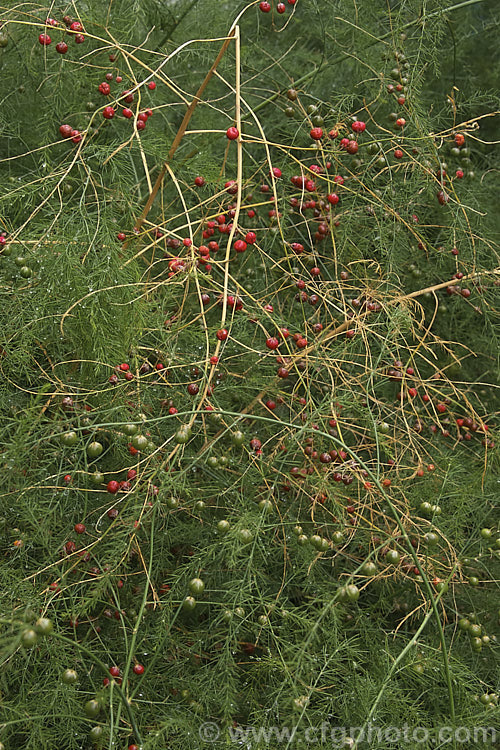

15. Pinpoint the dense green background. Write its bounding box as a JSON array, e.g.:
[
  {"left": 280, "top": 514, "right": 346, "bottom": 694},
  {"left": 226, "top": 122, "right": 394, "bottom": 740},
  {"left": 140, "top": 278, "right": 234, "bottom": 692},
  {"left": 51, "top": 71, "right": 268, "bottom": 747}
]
[{"left": 0, "top": 1, "right": 498, "bottom": 749}]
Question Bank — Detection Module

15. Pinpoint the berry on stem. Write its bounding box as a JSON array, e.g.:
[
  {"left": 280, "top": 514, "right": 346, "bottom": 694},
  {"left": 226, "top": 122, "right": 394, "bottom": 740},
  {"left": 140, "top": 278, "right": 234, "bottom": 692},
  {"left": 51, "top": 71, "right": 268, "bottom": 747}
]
[{"left": 310, "top": 127, "right": 323, "bottom": 140}]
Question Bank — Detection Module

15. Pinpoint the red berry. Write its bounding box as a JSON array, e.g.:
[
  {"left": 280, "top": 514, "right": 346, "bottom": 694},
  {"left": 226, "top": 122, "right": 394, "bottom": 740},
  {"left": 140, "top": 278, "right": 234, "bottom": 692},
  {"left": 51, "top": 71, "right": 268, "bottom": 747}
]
[
  {"left": 210, "top": 355, "right": 219, "bottom": 365},
  {"left": 310, "top": 127, "right": 323, "bottom": 140},
  {"left": 74, "top": 34, "right": 85, "bottom": 44},
  {"left": 277, "top": 3, "right": 286, "bottom": 12},
  {"left": 327, "top": 193, "right": 339, "bottom": 205},
  {"left": 39, "top": 33, "right": 51, "bottom": 45},
  {"left": 122, "top": 108, "right": 133, "bottom": 118},
  {"left": 56, "top": 41, "right": 68, "bottom": 54},
  {"left": 107, "top": 480, "right": 120, "bottom": 494},
  {"left": 63, "top": 474, "right": 72, "bottom": 484},
  {"left": 147, "top": 81, "right": 156, "bottom": 90},
  {"left": 259, "top": 1, "right": 271, "bottom": 10},
  {"left": 351, "top": 120, "right": 366, "bottom": 133},
  {"left": 136, "top": 120, "right": 146, "bottom": 131},
  {"left": 98, "top": 82, "right": 111, "bottom": 95},
  {"left": 59, "top": 124, "right": 73, "bottom": 138},
  {"left": 117, "top": 232, "right": 126, "bottom": 241},
  {"left": 395, "top": 117, "right": 406, "bottom": 128},
  {"left": 194, "top": 176, "right": 205, "bottom": 187},
  {"left": 133, "top": 663, "right": 145, "bottom": 675},
  {"left": 454, "top": 133, "right": 465, "bottom": 147},
  {"left": 245, "top": 231, "right": 257, "bottom": 244},
  {"left": 346, "top": 139, "right": 358, "bottom": 154},
  {"left": 64, "top": 540, "right": 76, "bottom": 555},
  {"left": 103, "top": 106, "right": 115, "bottom": 119},
  {"left": 216, "top": 329, "right": 228, "bottom": 341},
  {"left": 394, "top": 149, "right": 403, "bottom": 159},
  {"left": 226, "top": 127, "right": 239, "bottom": 140},
  {"left": 109, "top": 666, "right": 120, "bottom": 678},
  {"left": 266, "top": 337, "right": 280, "bottom": 350},
  {"left": 69, "top": 21, "right": 83, "bottom": 32},
  {"left": 71, "top": 130, "right": 82, "bottom": 144},
  {"left": 234, "top": 239, "right": 247, "bottom": 253},
  {"left": 436, "top": 403, "right": 447, "bottom": 414},
  {"left": 455, "top": 169, "right": 464, "bottom": 178},
  {"left": 74, "top": 523, "right": 86, "bottom": 534}
]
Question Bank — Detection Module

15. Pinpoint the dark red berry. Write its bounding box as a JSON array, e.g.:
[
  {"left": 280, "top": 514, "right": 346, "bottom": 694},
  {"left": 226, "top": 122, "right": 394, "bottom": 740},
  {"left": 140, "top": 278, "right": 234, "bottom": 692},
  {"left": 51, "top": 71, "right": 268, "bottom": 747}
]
[{"left": 266, "top": 337, "right": 280, "bottom": 350}]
